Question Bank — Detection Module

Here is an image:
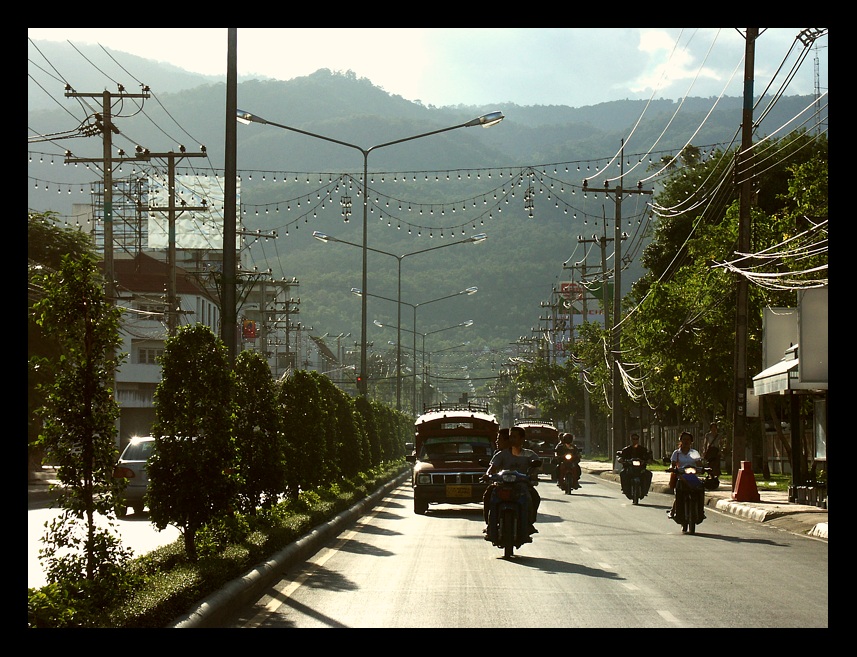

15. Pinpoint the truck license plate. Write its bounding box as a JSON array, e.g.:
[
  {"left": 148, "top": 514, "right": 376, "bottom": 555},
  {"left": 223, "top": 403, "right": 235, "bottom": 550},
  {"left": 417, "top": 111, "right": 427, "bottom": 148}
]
[{"left": 446, "top": 484, "right": 471, "bottom": 498}]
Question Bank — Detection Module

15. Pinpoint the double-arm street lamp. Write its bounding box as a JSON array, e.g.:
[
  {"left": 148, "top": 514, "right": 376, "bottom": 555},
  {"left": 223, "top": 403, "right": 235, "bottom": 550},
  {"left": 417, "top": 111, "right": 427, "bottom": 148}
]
[
  {"left": 237, "top": 109, "right": 504, "bottom": 398},
  {"left": 375, "top": 318, "right": 474, "bottom": 412},
  {"left": 354, "top": 286, "right": 477, "bottom": 412},
  {"left": 315, "top": 229, "right": 484, "bottom": 409}
]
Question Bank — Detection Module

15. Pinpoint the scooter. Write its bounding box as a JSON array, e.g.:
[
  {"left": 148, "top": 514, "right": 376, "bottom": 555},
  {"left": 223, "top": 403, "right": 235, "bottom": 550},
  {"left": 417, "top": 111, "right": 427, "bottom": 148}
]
[
  {"left": 617, "top": 453, "right": 650, "bottom": 504},
  {"left": 483, "top": 459, "right": 541, "bottom": 557},
  {"left": 668, "top": 463, "right": 710, "bottom": 534},
  {"left": 559, "top": 451, "right": 581, "bottom": 494}
]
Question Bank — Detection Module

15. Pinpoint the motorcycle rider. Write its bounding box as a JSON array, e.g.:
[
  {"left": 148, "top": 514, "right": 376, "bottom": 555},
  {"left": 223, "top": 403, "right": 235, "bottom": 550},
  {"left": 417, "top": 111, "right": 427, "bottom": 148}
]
[
  {"left": 484, "top": 425, "right": 541, "bottom": 540},
  {"left": 618, "top": 432, "right": 653, "bottom": 497},
  {"left": 668, "top": 431, "right": 705, "bottom": 520},
  {"left": 702, "top": 422, "right": 722, "bottom": 480},
  {"left": 554, "top": 433, "right": 581, "bottom": 490},
  {"left": 482, "top": 428, "right": 511, "bottom": 523}
]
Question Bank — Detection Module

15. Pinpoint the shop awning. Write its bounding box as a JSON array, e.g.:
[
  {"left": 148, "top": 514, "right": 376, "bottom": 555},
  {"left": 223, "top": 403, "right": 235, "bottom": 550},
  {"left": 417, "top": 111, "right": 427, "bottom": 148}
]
[{"left": 753, "top": 357, "right": 799, "bottom": 395}]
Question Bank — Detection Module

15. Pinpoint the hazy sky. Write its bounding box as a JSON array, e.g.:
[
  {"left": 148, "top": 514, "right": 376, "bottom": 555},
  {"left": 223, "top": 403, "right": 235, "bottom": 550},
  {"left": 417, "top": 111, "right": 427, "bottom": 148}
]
[{"left": 28, "top": 28, "right": 827, "bottom": 108}]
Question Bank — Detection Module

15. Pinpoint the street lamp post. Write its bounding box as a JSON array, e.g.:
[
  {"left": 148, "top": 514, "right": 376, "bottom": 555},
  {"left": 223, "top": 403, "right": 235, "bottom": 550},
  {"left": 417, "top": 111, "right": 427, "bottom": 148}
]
[
  {"left": 237, "top": 109, "right": 504, "bottom": 397},
  {"left": 315, "top": 229, "right": 484, "bottom": 409},
  {"left": 375, "top": 319, "right": 474, "bottom": 412},
  {"left": 354, "top": 286, "right": 477, "bottom": 413}
]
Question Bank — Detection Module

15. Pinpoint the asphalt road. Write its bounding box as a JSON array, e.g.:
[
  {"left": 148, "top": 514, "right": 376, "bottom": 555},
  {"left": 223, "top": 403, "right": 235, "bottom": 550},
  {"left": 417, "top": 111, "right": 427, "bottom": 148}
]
[{"left": 217, "top": 472, "right": 827, "bottom": 628}]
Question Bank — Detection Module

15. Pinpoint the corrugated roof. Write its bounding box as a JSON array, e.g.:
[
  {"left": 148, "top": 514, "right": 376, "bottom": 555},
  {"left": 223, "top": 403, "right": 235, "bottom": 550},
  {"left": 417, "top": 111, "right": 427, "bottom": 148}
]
[{"left": 107, "top": 253, "right": 212, "bottom": 298}]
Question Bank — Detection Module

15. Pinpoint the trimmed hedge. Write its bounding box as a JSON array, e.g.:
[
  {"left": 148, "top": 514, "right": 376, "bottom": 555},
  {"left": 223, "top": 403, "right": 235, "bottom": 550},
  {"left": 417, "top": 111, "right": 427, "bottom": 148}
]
[{"left": 28, "top": 461, "right": 409, "bottom": 628}]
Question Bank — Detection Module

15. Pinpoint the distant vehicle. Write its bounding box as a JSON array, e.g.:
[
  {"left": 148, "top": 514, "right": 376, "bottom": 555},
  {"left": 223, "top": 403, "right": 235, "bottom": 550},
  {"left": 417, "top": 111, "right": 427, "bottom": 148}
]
[
  {"left": 113, "top": 436, "right": 155, "bottom": 517},
  {"left": 513, "top": 419, "right": 560, "bottom": 480},
  {"left": 407, "top": 404, "right": 499, "bottom": 515}
]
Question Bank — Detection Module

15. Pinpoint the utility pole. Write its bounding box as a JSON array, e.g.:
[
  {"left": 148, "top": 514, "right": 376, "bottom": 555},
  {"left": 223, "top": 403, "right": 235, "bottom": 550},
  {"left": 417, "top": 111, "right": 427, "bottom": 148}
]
[
  {"left": 538, "top": 287, "right": 560, "bottom": 367},
  {"left": 563, "top": 261, "right": 594, "bottom": 455},
  {"left": 581, "top": 143, "right": 652, "bottom": 465},
  {"left": 223, "top": 28, "right": 238, "bottom": 363},
  {"left": 146, "top": 150, "right": 208, "bottom": 335},
  {"left": 731, "top": 28, "right": 758, "bottom": 486},
  {"left": 271, "top": 278, "right": 300, "bottom": 372},
  {"left": 64, "top": 87, "right": 151, "bottom": 303}
]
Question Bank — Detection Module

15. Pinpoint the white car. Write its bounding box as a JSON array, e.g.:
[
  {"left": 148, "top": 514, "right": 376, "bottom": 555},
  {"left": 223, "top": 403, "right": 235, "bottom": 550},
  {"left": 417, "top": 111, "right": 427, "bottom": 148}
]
[{"left": 113, "top": 436, "right": 155, "bottom": 517}]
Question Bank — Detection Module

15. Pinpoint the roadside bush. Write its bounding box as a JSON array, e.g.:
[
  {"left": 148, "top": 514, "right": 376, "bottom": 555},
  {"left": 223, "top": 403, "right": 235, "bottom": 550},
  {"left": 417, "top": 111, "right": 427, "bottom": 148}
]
[{"left": 28, "top": 460, "right": 409, "bottom": 627}]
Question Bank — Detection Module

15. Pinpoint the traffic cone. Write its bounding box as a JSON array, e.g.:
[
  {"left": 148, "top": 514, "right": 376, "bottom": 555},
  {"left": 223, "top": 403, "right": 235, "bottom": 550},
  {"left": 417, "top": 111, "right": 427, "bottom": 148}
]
[{"left": 732, "top": 460, "right": 761, "bottom": 502}]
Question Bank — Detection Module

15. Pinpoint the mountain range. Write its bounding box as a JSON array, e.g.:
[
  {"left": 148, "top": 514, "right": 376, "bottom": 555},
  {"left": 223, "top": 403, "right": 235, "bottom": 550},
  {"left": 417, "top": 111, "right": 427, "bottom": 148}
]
[{"left": 28, "top": 40, "right": 828, "bottom": 398}]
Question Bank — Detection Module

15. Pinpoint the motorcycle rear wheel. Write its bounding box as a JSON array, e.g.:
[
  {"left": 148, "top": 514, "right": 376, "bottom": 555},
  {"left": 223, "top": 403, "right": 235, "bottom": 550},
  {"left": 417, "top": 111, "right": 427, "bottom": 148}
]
[
  {"left": 683, "top": 492, "right": 696, "bottom": 534},
  {"left": 501, "top": 508, "right": 516, "bottom": 557}
]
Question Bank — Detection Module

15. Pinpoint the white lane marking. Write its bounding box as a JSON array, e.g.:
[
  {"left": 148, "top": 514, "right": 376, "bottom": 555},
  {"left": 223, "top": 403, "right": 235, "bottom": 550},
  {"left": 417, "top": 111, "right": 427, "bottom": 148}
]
[{"left": 658, "top": 610, "right": 681, "bottom": 624}]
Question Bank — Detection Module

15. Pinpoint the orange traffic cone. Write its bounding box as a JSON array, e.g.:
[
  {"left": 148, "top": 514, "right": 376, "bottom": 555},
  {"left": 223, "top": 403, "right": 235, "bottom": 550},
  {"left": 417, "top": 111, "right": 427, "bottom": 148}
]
[{"left": 732, "top": 460, "right": 761, "bottom": 502}]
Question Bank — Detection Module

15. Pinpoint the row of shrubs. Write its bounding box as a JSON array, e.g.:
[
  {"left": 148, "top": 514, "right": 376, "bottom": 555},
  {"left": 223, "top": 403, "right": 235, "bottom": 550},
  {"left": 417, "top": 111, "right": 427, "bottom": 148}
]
[{"left": 28, "top": 460, "right": 410, "bottom": 628}]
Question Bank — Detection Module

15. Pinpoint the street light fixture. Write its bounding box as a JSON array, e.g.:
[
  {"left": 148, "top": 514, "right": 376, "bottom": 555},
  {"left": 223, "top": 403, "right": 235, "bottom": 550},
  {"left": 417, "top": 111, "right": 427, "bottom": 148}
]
[
  {"left": 316, "top": 229, "right": 484, "bottom": 409},
  {"left": 357, "top": 286, "right": 477, "bottom": 413},
  {"left": 374, "top": 318, "right": 474, "bottom": 412},
  {"left": 237, "top": 109, "right": 504, "bottom": 398}
]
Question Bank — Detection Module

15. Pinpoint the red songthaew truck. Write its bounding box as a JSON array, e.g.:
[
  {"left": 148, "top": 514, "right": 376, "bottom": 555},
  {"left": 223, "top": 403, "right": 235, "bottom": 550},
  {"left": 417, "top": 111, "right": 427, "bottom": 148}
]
[{"left": 407, "top": 403, "right": 499, "bottom": 515}]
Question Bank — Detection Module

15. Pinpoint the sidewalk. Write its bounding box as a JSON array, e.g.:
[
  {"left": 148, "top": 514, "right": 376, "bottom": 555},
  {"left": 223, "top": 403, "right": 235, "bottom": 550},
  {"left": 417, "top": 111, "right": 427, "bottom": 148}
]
[
  {"left": 28, "top": 466, "right": 60, "bottom": 510},
  {"left": 579, "top": 460, "right": 828, "bottom": 541}
]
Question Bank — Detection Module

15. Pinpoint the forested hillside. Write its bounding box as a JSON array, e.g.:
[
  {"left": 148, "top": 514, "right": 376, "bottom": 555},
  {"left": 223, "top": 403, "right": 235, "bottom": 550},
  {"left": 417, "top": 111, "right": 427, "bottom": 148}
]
[{"left": 28, "top": 44, "right": 827, "bottom": 395}]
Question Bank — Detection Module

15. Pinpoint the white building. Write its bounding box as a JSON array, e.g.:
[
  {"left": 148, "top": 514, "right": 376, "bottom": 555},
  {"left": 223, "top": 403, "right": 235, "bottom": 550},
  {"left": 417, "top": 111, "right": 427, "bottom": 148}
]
[{"left": 112, "top": 252, "right": 220, "bottom": 446}]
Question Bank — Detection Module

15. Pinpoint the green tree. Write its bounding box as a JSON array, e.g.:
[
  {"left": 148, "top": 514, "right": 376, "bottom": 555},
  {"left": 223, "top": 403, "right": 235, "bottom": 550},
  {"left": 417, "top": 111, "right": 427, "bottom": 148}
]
[
  {"left": 31, "top": 252, "right": 134, "bottom": 619},
  {"left": 622, "top": 131, "right": 827, "bottom": 426},
  {"left": 355, "top": 396, "right": 381, "bottom": 467},
  {"left": 233, "top": 350, "right": 284, "bottom": 514},
  {"left": 279, "top": 369, "right": 326, "bottom": 496},
  {"left": 147, "top": 324, "right": 236, "bottom": 561},
  {"left": 515, "top": 355, "right": 584, "bottom": 425},
  {"left": 28, "top": 212, "right": 96, "bottom": 476}
]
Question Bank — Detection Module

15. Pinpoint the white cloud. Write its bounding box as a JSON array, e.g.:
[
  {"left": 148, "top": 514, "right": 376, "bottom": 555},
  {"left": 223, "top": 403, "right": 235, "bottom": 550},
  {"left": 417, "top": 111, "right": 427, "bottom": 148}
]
[{"left": 28, "top": 28, "right": 826, "bottom": 108}]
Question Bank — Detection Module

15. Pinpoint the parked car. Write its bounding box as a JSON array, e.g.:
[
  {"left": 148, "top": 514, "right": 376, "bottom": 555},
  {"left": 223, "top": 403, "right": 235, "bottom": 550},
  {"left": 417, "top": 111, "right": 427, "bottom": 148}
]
[{"left": 113, "top": 436, "right": 155, "bottom": 517}]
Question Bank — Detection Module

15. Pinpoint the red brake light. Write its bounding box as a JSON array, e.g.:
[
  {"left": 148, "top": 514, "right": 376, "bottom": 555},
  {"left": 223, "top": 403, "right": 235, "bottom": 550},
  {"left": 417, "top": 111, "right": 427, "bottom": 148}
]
[{"left": 113, "top": 466, "right": 135, "bottom": 479}]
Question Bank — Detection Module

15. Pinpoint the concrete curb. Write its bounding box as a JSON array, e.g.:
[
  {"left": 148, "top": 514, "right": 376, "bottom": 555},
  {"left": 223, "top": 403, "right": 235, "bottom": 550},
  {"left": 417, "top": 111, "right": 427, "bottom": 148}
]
[
  {"left": 714, "top": 498, "right": 771, "bottom": 522},
  {"left": 169, "top": 470, "right": 411, "bottom": 629},
  {"left": 809, "top": 523, "right": 828, "bottom": 539}
]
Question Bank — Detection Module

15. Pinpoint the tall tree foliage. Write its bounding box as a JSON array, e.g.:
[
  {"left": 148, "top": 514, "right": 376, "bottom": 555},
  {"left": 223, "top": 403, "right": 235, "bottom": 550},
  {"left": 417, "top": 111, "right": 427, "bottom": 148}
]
[
  {"left": 31, "top": 252, "right": 134, "bottom": 617},
  {"left": 147, "top": 324, "right": 236, "bottom": 561},
  {"left": 621, "top": 131, "right": 827, "bottom": 426},
  {"left": 279, "top": 370, "right": 327, "bottom": 497},
  {"left": 355, "top": 396, "right": 381, "bottom": 468},
  {"left": 516, "top": 356, "right": 584, "bottom": 426},
  {"left": 28, "top": 212, "right": 96, "bottom": 474},
  {"left": 233, "top": 350, "right": 284, "bottom": 514}
]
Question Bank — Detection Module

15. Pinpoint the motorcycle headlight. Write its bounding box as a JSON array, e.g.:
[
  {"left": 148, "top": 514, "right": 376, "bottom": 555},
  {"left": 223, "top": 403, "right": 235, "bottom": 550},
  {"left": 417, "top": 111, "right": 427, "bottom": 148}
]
[
  {"left": 501, "top": 472, "right": 518, "bottom": 483},
  {"left": 682, "top": 466, "right": 697, "bottom": 474},
  {"left": 564, "top": 453, "right": 573, "bottom": 460},
  {"left": 631, "top": 459, "right": 642, "bottom": 466}
]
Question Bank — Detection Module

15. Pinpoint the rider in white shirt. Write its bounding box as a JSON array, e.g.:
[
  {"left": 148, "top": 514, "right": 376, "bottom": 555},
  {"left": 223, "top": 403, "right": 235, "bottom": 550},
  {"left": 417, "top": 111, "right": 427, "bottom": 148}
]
[
  {"left": 668, "top": 432, "right": 703, "bottom": 519},
  {"left": 671, "top": 433, "right": 702, "bottom": 470}
]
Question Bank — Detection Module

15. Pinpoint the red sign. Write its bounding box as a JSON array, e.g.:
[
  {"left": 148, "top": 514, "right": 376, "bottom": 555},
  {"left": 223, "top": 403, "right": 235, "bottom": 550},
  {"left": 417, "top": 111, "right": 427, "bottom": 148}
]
[{"left": 560, "top": 282, "right": 583, "bottom": 300}]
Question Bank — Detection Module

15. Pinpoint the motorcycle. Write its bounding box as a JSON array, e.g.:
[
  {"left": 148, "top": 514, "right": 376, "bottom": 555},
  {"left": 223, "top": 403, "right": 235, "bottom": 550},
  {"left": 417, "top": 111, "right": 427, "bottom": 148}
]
[
  {"left": 559, "top": 451, "right": 581, "bottom": 494},
  {"left": 668, "top": 463, "right": 710, "bottom": 534},
  {"left": 617, "top": 453, "right": 650, "bottom": 504},
  {"left": 483, "top": 459, "right": 541, "bottom": 557}
]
